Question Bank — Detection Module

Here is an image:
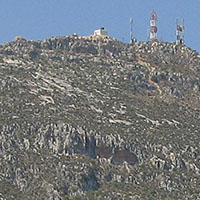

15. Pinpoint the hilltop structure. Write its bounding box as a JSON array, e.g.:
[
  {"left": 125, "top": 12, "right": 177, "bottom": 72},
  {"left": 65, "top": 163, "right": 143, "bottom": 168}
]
[
  {"left": 14, "top": 36, "right": 26, "bottom": 42},
  {"left": 94, "top": 27, "right": 108, "bottom": 36}
]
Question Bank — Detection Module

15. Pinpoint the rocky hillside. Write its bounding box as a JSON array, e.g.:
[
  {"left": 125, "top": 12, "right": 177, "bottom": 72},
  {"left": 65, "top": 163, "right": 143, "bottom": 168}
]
[{"left": 0, "top": 35, "right": 200, "bottom": 200}]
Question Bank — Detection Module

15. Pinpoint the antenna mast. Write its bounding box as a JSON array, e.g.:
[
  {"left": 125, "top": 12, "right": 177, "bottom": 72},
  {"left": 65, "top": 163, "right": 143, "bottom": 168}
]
[
  {"left": 176, "top": 18, "right": 184, "bottom": 45},
  {"left": 150, "top": 11, "right": 158, "bottom": 42},
  {"left": 130, "top": 18, "right": 137, "bottom": 44}
]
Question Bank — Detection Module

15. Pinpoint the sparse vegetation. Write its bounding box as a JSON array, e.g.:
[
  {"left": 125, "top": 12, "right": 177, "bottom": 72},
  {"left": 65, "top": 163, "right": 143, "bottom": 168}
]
[{"left": 0, "top": 36, "right": 199, "bottom": 199}]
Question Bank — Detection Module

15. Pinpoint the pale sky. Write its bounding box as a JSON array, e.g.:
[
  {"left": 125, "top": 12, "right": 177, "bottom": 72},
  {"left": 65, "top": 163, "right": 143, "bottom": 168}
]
[{"left": 0, "top": 0, "right": 200, "bottom": 52}]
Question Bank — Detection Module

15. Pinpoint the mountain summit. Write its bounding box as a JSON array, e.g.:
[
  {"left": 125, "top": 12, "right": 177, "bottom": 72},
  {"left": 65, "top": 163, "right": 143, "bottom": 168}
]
[{"left": 0, "top": 36, "right": 200, "bottom": 200}]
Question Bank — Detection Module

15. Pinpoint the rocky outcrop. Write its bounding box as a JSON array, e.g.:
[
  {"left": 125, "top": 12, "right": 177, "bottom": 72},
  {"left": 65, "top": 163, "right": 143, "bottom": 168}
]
[{"left": 0, "top": 36, "right": 200, "bottom": 199}]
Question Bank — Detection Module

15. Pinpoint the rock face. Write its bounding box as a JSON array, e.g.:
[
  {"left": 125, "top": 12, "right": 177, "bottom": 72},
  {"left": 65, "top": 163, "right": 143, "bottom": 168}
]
[{"left": 0, "top": 35, "right": 200, "bottom": 200}]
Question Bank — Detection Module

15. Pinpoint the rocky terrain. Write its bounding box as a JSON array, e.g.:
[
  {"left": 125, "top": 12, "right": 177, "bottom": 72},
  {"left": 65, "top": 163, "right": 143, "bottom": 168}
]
[{"left": 0, "top": 35, "right": 200, "bottom": 200}]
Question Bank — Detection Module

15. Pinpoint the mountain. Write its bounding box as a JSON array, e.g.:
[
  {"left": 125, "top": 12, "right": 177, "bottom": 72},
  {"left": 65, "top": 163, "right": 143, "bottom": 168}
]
[{"left": 0, "top": 35, "right": 200, "bottom": 200}]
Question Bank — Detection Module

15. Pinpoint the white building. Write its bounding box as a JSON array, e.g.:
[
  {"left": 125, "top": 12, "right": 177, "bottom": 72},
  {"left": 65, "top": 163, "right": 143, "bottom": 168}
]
[{"left": 94, "top": 27, "right": 108, "bottom": 36}]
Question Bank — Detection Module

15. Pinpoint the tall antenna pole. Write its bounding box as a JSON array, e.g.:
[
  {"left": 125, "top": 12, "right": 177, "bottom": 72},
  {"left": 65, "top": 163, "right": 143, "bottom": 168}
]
[
  {"left": 176, "top": 18, "right": 180, "bottom": 45},
  {"left": 130, "top": 18, "right": 137, "bottom": 44},
  {"left": 176, "top": 18, "right": 184, "bottom": 45},
  {"left": 181, "top": 19, "right": 185, "bottom": 44},
  {"left": 150, "top": 11, "right": 158, "bottom": 42},
  {"left": 130, "top": 18, "right": 133, "bottom": 43}
]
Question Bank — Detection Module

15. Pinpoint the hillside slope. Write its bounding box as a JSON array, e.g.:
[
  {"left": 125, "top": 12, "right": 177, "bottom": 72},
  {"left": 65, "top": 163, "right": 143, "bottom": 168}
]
[{"left": 0, "top": 36, "right": 200, "bottom": 200}]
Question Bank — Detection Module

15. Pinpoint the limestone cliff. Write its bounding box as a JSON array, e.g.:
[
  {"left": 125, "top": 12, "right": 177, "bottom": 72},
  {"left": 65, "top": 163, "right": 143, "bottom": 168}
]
[{"left": 0, "top": 36, "right": 200, "bottom": 200}]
